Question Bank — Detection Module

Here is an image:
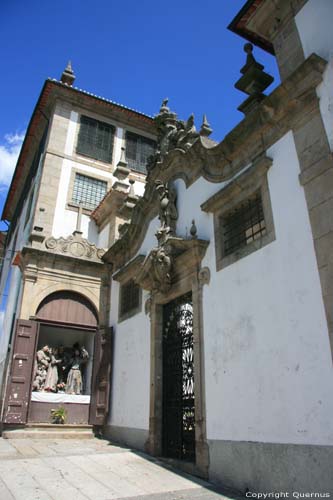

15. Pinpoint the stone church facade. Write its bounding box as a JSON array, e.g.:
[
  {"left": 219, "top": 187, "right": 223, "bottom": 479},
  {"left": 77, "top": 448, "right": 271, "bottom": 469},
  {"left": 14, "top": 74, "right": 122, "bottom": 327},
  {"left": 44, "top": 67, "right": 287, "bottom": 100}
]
[{"left": 1, "top": 0, "right": 333, "bottom": 494}]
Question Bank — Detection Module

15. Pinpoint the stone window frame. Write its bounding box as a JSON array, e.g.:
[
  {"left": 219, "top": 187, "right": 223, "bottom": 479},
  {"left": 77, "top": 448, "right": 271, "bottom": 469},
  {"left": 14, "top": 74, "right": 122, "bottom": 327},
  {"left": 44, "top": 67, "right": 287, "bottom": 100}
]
[
  {"left": 118, "top": 279, "right": 142, "bottom": 323},
  {"left": 201, "top": 154, "right": 275, "bottom": 272},
  {"left": 121, "top": 125, "right": 156, "bottom": 176},
  {"left": 66, "top": 167, "right": 112, "bottom": 216},
  {"left": 133, "top": 240, "right": 210, "bottom": 479},
  {"left": 124, "top": 130, "right": 157, "bottom": 174},
  {"left": 76, "top": 115, "right": 115, "bottom": 164},
  {"left": 113, "top": 255, "right": 145, "bottom": 323},
  {"left": 71, "top": 110, "right": 119, "bottom": 171}
]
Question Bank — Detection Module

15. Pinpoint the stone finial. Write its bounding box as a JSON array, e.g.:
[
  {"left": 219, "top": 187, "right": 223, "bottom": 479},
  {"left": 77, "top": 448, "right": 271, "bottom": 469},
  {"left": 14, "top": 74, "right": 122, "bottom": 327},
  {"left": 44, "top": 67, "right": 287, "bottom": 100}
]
[
  {"left": 128, "top": 179, "right": 135, "bottom": 198},
  {"left": 200, "top": 115, "right": 213, "bottom": 137},
  {"left": 60, "top": 60, "right": 75, "bottom": 86},
  {"left": 114, "top": 147, "right": 130, "bottom": 180},
  {"left": 235, "top": 43, "right": 274, "bottom": 115},
  {"left": 190, "top": 219, "right": 197, "bottom": 239},
  {"left": 160, "top": 98, "right": 170, "bottom": 114}
]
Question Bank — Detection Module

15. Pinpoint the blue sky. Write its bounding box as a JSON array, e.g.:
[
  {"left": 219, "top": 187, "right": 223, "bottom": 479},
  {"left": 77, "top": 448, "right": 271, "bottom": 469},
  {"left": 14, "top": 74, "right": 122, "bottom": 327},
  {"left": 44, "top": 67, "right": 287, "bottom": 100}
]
[{"left": 0, "top": 0, "right": 279, "bottom": 231}]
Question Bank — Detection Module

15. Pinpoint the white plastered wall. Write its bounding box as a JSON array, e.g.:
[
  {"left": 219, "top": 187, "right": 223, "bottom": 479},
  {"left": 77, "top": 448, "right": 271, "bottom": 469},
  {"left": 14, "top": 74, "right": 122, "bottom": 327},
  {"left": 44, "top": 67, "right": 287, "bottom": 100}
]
[
  {"left": 296, "top": 0, "right": 333, "bottom": 151},
  {"left": 108, "top": 281, "right": 151, "bottom": 431},
  {"left": 108, "top": 130, "right": 333, "bottom": 444},
  {"left": 202, "top": 132, "right": 333, "bottom": 445}
]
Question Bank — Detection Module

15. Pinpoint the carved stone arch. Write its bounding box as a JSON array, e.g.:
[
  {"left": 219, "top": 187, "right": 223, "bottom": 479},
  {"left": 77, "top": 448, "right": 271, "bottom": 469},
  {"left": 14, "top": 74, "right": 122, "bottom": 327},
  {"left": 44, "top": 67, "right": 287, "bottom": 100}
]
[
  {"left": 36, "top": 290, "right": 98, "bottom": 327},
  {"left": 167, "top": 171, "right": 191, "bottom": 189}
]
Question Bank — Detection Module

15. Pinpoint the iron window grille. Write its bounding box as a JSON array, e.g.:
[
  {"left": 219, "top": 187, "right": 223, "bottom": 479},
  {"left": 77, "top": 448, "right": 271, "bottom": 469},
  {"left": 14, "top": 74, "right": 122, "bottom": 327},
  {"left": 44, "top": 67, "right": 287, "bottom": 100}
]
[
  {"left": 77, "top": 115, "right": 115, "bottom": 163},
  {"left": 222, "top": 192, "right": 266, "bottom": 256},
  {"left": 120, "top": 279, "right": 140, "bottom": 317},
  {"left": 72, "top": 173, "right": 107, "bottom": 210},
  {"left": 125, "top": 131, "right": 156, "bottom": 174}
]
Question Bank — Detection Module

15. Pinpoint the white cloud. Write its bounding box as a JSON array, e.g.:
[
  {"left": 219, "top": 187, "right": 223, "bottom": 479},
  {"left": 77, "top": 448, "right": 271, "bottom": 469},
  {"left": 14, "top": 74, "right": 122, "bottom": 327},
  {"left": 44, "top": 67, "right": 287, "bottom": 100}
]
[{"left": 0, "top": 132, "right": 25, "bottom": 187}]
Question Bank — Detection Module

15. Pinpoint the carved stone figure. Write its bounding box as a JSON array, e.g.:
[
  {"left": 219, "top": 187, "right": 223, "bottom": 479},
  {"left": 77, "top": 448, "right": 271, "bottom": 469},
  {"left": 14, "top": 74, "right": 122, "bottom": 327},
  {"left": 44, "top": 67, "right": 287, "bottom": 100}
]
[
  {"left": 151, "top": 246, "right": 172, "bottom": 292},
  {"left": 44, "top": 348, "right": 62, "bottom": 392},
  {"left": 174, "top": 114, "right": 199, "bottom": 150},
  {"left": 65, "top": 346, "right": 89, "bottom": 395},
  {"left": 155, "top": 180, "right": 178, "bottom": 240}
]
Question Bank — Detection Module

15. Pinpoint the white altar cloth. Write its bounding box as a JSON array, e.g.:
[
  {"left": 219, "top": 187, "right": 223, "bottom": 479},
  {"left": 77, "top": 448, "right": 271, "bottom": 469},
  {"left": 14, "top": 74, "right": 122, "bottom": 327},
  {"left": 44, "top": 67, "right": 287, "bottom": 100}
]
[{"left": 31, "top": 393, "right": 90, "bottom": 404}]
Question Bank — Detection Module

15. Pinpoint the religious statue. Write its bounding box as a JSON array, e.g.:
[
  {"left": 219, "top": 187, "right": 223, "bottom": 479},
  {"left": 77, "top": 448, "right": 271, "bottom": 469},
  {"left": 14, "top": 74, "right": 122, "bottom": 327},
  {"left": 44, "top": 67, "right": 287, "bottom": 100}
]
[
  {"left": 155, "top": 180, "right": 178, "bottom": 239},
  {"left": 57, "top": 345, "right": 71, "bottom": 389},
  {"left": 44, "top": 347, "right": 62, "bottom": 392},
  {"left": 32, "top": 366, "right": 48, "bottom": 392},
  {"left": 32, "top": 345, "right": 50, "bottom": 391},
  {"left": 65, "top": 345, "right": 89, "bottom": 395},
  {"left": 32, "top": 343, "right": 89, "bottom": 394}
]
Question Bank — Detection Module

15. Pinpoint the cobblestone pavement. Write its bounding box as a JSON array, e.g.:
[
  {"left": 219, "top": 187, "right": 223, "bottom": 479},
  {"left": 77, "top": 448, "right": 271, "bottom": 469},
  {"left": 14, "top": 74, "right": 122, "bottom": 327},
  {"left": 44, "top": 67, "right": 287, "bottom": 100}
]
[{"left": 0, "top": 437, "right": 240, "bottom": 500}]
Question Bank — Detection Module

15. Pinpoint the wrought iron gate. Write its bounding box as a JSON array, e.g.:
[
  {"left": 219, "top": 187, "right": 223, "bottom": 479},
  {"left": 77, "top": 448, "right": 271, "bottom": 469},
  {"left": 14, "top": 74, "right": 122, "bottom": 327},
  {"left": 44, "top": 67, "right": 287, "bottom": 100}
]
[{"left": 162, "top": 292, "right": 195, "bottom": 461}]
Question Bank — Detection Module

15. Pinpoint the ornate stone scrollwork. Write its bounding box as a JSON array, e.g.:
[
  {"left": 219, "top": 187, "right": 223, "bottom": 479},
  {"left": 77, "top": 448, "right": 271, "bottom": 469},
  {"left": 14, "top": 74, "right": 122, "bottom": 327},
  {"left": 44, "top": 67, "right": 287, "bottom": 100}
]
[
  {"left": 144, "top": 246, "right": 173, "bottom": 293},
  {"left": 44, "top": 232, "right": 105, "bottom": 262},
  {"left": 155, "top": 180, "right": 178, "bottom": 243},
  {"left": 198, "top": 266, "right": 211, "bottom": 286},
  {"left": 147, "top": 99, "right": 200, "bottom": 171},
  {"left": 145, "top": 295, "right": 153, "bottom": 317}
]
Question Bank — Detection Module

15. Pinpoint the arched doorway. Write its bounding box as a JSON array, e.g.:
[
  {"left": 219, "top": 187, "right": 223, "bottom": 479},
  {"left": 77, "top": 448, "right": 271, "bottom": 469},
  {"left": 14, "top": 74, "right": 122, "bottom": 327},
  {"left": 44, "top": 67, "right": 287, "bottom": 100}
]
[
  {"left": 36, "top": 291, "right": 98, "bottom": 327},
  {"left": 2, "top": 291, "right": 111, "bottom": 427}
]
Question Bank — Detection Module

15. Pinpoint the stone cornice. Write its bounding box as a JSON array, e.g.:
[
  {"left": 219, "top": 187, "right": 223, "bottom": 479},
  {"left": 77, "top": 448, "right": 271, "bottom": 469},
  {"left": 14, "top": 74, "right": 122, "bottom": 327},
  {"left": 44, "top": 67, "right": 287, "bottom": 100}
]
[
  {"left": 135, "top": 237, "right": 209, "bottom": 294},
  {"left": 43, "top": 232, "right": 105, "bottom": 263},
  {"left": 228, "top": 0, "right": 307, "bottom": 55},
  {"left": 20, "top": 243, "right": 105, "bottom": 271},
  {"left": 113, "top": 254, "right": 145, "bottom": 282},
  {"left": 103, "top": 54, "right": 326, "bottom": 272},
  {"left": 201, "top": 153, "right": 272, "bottom": 213}
]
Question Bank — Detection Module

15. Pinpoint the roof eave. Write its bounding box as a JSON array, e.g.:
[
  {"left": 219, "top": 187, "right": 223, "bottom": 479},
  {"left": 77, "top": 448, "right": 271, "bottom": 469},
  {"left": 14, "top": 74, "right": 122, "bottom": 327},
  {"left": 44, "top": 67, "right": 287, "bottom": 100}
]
[{"left": 228, "top": 0, "right": 275, "bottom": 55}]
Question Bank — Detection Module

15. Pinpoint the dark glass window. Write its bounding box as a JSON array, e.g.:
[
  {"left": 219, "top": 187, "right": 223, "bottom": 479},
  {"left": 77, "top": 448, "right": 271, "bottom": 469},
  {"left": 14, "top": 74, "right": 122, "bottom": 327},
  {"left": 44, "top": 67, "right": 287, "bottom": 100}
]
[
  {"left": 125, "top": 132, "right": 156, "bottom": 173},
  {"left": 120, "top": 279, "right": 140, "bottom": 317},
  {"left": 72, "top": 173, "right": 107, "bottom": 210},
  {"left": 77, "top": 115, "right": 115, "bottom": 163},
  {"left": 222, "top": 193, "right": 266, "bottom": 256}
]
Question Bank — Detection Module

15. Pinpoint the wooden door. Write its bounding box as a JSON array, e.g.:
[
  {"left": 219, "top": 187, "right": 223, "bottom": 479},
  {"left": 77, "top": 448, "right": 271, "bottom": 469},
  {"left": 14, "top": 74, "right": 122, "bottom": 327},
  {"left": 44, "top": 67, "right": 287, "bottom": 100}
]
[
  {"left": 2, "top": 319, "right": 39, "bottom": 424},
  {"left": 89, "top": 327, "right": 112, "bottom": 426}
]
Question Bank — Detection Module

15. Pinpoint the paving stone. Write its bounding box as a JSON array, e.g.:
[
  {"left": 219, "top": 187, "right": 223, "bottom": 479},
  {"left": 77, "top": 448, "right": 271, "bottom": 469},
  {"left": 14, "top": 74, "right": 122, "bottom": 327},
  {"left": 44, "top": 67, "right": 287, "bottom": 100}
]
[{"left": 0, "top": 437, "right": 236, "bottom": 500}]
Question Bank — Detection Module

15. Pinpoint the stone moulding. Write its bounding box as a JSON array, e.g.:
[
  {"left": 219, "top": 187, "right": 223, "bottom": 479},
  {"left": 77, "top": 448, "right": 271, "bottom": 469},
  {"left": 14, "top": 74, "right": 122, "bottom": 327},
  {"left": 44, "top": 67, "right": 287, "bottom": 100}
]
[
  {"left": 135, "top": 237, "right": 209, "bottom": 294},
  {"left": 102, "top": 54, "right": 326, "bottom": 272},
  {"left": 44, "top": 232, "right": 105, "bottom": 263}
]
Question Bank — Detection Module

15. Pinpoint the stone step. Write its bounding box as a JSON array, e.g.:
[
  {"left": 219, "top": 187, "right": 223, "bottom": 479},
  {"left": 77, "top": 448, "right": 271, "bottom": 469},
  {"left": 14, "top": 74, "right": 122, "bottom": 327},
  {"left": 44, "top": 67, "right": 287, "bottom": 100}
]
[{"left": 2, "top": 424, "right": 95, "bottom": 440}]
